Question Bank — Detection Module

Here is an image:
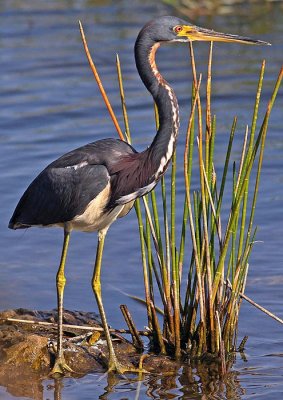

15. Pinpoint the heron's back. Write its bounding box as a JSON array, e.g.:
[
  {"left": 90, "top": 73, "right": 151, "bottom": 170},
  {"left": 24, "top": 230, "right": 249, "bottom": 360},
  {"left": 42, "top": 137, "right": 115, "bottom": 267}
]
[{"left": 9, "top": 138, "right": 136, "bottom": 230}]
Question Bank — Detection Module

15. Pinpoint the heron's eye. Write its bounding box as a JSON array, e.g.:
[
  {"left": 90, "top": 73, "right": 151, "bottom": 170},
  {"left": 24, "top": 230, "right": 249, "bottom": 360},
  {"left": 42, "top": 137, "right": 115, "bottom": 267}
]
[{"left": 174, "top": 25, "right": 183, "bottom": 34}]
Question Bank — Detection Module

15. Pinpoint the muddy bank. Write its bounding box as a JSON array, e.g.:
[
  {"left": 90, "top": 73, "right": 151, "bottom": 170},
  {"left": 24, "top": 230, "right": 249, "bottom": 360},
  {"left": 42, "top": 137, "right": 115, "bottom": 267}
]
[{"left": 0, "top": 309, "right": 181, "bottom": 398}]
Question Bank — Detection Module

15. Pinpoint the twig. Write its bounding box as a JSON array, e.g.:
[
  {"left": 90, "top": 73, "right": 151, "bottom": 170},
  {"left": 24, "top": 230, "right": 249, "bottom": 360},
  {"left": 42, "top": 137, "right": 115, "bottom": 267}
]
[
  {"left": 240, "top": 291, "right": 283, "bottom": 325},
  {"left": 120, "top": 305, "right": 144, "bottom": 351},
  {"left": 78, "top": 21, "right": 124, "bottom": 141},
  {"left": 226, "top": 280, "right": 283, "bottom": 325},
  {"left": 127, "top": 294, "right": 164, "bottom": 315},
  {"left": 1, "top": 317, "right": 151, "bottom": 336}
]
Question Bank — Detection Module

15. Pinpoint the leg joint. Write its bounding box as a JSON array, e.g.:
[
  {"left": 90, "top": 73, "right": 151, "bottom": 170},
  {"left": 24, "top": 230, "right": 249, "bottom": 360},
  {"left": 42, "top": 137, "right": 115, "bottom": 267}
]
[
  {"left": 57, "top": 274, "right": 66, "bottom": 289},
  {"left": 92, "top": 279, "right": 101, "bottom": 296}
]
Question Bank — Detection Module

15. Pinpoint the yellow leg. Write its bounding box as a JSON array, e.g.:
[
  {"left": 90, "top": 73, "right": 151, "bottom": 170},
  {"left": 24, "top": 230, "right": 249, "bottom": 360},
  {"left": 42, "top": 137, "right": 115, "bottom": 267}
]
[
  {"left": 92, "top": 229, "right": 121, "bottom": 372},
  {"left": 92, "top": 229, "right": 147, "bottom": 375},
  {"left": 50, "top": 228, "right": 73, "bottom": 376}
]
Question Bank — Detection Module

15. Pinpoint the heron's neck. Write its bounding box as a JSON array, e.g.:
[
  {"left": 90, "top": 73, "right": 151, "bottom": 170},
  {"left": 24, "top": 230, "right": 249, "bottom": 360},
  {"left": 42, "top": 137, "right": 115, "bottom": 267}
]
[{"left": 135, "top": 36, "right": 179, "bottom": 180}]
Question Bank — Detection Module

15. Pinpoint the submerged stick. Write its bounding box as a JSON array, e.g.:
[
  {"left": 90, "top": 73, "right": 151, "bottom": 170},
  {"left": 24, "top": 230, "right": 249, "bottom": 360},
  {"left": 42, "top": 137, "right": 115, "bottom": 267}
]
[{"left": 238, "top": 335, "right": 248, "bottom": 352}]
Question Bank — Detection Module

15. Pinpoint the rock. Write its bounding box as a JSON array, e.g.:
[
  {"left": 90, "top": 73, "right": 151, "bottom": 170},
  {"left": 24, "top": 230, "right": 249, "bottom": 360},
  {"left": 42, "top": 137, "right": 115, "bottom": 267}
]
[
  {"left": 2, "top": 333, "right": 49, "bottom": 370},
  {"left": 0, "top": 308, "right": 139, "bottom": 379}
]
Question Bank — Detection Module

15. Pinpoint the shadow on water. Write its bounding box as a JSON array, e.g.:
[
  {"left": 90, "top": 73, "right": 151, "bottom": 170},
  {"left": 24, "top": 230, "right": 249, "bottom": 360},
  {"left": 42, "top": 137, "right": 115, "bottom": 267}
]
[{"left": 1, "top": 0, "right": 283, "bottom": 399}]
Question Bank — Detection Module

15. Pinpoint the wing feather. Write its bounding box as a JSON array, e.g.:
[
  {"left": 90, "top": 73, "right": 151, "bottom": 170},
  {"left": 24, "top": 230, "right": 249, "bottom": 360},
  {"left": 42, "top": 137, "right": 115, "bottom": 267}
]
[
  {"left": 9, "top": 138, "right": 138, "bottom": 228},
  {"left": 9, "top": 164, "right": 110, "bottom": 227}
]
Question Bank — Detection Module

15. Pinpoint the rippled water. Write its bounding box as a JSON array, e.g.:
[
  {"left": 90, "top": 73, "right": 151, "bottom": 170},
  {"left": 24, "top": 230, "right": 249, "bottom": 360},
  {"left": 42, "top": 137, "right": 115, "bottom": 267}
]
[{"left": 0, "top": 0, "right": 283, "bottom": 399}]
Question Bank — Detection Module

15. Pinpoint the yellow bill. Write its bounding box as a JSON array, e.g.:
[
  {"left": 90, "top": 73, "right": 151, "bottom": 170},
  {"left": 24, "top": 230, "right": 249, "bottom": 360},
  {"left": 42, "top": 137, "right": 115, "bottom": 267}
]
[{"left": 175, "top": 24, "right": 271, "bottom": 46}]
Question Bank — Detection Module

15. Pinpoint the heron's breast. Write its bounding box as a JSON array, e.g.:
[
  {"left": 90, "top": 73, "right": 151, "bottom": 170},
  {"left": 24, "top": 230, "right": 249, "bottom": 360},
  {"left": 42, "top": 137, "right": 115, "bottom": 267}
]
[
  {"left": 67, "top": 184, "right": 113, "bottom": 232},
  {"left": 68, "top": 183, "right": 128, "bottom": 232}
]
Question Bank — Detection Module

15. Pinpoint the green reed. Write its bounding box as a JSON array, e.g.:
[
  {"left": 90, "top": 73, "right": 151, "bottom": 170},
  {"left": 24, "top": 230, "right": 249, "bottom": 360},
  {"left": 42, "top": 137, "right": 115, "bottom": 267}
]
[
  {"left": 80, "top": 21, "right": 282, "bottom": 361},
  {"left": 116, "top": 46, "right": 282, "bottom": 359}
]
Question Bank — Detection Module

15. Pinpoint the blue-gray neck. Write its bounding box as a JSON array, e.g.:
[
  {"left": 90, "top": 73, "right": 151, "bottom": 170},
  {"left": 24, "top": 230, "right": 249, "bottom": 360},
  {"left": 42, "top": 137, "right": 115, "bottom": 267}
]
[{"left": 134, "top": 31, "right": 179, "bottom": 180}]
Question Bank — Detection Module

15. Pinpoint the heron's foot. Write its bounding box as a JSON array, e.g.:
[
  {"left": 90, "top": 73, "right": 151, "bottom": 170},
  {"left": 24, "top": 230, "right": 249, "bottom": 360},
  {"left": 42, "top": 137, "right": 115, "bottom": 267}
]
[
  {"left": 106, "top": 356, "right": 148, "bottom": 375},
  {"left": 50, "top": 355, "right": 74, "bottom": 376}
]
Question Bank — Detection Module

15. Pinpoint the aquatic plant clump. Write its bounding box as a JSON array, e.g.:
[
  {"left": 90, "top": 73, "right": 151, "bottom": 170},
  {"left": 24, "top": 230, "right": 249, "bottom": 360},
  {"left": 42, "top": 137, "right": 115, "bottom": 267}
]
[
  {"left": 81, "top": 24, "right": 282, "bottom": 366},
  {"left": 131, "top": 46, "right": 283, "bottom": 364}
]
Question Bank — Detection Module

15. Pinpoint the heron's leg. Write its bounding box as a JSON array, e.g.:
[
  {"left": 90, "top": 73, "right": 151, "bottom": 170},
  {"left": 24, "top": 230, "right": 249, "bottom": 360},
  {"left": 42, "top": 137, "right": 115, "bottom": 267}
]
[
  {"left": 50, "top": 228, "right": 73, "bottom": 376},
  {"left": 92, "top": 229, "right": 147, "bottom": 375},
  {"left": 92, "top": 229, "right": 117, "bottom": 369}
]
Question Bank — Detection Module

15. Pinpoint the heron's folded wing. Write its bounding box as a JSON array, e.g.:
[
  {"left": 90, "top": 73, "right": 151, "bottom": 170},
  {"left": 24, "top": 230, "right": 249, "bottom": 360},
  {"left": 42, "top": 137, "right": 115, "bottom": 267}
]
[{"left": 9, "top": 164, "right": 110, "bottom": 227}]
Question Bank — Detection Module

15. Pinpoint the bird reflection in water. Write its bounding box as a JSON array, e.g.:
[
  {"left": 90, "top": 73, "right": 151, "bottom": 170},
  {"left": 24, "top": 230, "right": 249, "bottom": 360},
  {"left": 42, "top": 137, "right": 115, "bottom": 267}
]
[{"left": 49, "top": 359, "right": 245, "bottom": 400}]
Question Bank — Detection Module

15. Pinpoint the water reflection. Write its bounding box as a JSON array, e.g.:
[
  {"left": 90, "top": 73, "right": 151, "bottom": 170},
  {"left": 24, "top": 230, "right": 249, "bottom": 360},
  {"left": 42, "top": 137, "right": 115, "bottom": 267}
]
[
  {"left": 37, "top": 359, "right": 247, "bottom": 400},
  {"left": 1, "top": 358, "right": 249, "bottom": 399}
]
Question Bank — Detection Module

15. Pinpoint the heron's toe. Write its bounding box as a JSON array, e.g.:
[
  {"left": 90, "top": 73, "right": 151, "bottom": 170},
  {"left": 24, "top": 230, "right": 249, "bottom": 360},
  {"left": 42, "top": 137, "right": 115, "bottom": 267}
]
[{"left": 50, "top": 355, "right": 74, "bottom": 377}]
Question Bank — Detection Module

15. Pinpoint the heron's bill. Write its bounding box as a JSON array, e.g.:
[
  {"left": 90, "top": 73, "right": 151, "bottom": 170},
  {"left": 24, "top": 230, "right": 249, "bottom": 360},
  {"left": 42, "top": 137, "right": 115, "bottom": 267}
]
[{"left": 179, "top": 25, "right": 271, "bottom": 46}]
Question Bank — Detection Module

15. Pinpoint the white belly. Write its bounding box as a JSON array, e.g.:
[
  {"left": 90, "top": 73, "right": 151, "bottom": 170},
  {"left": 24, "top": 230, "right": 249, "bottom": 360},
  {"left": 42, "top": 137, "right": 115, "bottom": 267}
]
[{"left": 66, "top": 183, "right": 123, "bottom": 232}]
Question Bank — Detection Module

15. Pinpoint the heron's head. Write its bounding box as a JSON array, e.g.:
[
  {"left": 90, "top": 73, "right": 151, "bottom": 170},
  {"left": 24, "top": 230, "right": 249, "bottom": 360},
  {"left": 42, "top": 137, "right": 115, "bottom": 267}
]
[{"left": 143, "top": 16, "right": 270, "bottom": 46}]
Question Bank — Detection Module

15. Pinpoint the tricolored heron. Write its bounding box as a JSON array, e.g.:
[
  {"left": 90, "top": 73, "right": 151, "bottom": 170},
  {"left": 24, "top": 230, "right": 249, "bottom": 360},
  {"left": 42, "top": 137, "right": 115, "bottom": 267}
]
[{"left": 9, "top": 16, "right": 268, "bottom": 375}]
